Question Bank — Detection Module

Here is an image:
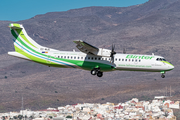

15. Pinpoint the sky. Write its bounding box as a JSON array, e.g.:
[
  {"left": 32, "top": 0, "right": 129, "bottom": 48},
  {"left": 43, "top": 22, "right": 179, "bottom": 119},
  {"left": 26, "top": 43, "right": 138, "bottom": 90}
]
[{"left": 0, "top": 0, "right": 148, "bottom": 21}]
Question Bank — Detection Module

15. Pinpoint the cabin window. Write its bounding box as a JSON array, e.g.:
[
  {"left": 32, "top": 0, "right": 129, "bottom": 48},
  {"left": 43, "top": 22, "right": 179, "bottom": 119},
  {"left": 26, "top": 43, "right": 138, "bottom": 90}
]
[
  {"left": 132, "top": 59, "right": 134, "bottom": 62},
  {"left": 102, "top": 58, "right": 104, "bottom": 60},
  {"left": 122, "top": 59, "right": 124, "bottom": 61},
  {"left": 58, "top": 56, "right": 59, "bottom": 58},
  {"left": 81, "top": 57, "right": 83, "bottom": 59},
  {"left": 71, "top": 56, "right": 73, "bottom": 59},
  {"left": 61, "top": 56, "right": 63, "bottom": 58},
  {"left": 105, "top": 58, "right": 107, "bottom": 61},
  {"left": 115, "top": 58, "right": 117, "bottom": 61},
  {"left": 135, "top": 59, "right": 137, "bottom": 62},
  {"left": 91, "top": 57, "right": 93, "bottom": 60},
  {"left": 67, "top": 56, "right": 69, "bottom": 59},
  {"left": 129, "top": 59, "right": 130, "bottom": 62},
  {"left": 64, "top": 56, "right": 66, "bottom": 59},
  {"left": 74, "top": 57, "right": 76, "bottom": 59},
  {"left": 95, "top": 57, "right": 97, "bottom": 60},
  {"left": 98, "top": 58, "right": 101, "bottom": 60},
  {"left": 125, "top": 59, "right": 127, "bottom": 61},
  {"left": 139, "top": 60, "right": 141, "bottom": 62},
  {"left": 119, "top": 59, "right": 121, "bottom": 61},
  {"left": 88, "top": 57, "right": 90, "bottom": 60},
  {"left": 78, "top": 57, "right": 79, "bottom": 59}
]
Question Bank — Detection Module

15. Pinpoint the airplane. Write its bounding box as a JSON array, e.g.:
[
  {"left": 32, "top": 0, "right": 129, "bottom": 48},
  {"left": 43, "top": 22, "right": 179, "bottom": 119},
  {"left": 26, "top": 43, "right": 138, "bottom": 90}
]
[{"left": 8, "top": 23, "right": 174, "bottom": 78}]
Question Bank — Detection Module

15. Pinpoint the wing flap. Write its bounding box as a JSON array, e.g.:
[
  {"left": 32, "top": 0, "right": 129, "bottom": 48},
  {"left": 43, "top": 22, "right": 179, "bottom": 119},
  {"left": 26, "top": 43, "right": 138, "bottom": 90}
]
[
  {"left": 73, "top": 40, "right": 99, "bottom": 55},
  {"left": 73, "top": 40, "right": 112, "bottom": 57}
]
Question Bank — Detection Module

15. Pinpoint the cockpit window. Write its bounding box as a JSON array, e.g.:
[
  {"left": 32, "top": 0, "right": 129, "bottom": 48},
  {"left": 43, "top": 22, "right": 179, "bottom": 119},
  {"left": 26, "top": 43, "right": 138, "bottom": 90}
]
[
  {"left": 163, "top": 59, "right": 166, "bottom": 61},
  {"left": 156, "top": 58, "right": 166, "bottom": 61}
]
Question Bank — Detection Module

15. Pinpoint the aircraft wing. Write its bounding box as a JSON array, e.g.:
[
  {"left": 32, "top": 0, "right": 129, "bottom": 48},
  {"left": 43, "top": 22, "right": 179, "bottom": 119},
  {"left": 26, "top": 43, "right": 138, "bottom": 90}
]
[{"left": 73, "top": 40, "right": 99, "bottom": 55}]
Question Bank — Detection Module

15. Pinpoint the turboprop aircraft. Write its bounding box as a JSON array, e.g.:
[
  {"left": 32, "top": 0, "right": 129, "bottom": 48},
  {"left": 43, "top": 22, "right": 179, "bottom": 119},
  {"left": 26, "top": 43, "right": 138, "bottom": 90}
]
[{"left": 8, "top": 23, "right": 174, "bottom": 78}]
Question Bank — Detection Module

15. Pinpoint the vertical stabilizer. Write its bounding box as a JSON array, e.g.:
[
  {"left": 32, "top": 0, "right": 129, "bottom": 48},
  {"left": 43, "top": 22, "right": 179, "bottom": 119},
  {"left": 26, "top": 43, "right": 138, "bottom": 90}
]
[{"left": 8, "top": 23, "right": 42, "bottom": 52}]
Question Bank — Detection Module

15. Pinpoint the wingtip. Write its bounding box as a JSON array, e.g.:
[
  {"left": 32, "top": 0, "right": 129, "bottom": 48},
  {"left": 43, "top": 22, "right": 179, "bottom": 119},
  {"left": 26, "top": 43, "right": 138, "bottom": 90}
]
[{"left": 73, "top": 40, "right": 83, "bottom": 43}]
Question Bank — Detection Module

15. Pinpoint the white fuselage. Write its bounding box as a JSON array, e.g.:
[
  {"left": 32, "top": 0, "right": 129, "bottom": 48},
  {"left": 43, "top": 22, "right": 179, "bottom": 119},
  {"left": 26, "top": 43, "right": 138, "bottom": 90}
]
[{"left": 42, "top": 50, "right": 173, "bottom": 72}]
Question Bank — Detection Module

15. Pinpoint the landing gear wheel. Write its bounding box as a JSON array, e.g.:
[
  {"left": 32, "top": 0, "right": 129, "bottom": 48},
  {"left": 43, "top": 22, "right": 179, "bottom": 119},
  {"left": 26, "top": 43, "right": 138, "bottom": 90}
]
[
  {"left": 97, "top": 71, "right": 103, "bottom": 77},
  {"left": 91, "top": 69, "right": 97, "bottom": 75},
  {"left": 161, "top": 74, "right": 165, "bottom": 78}
]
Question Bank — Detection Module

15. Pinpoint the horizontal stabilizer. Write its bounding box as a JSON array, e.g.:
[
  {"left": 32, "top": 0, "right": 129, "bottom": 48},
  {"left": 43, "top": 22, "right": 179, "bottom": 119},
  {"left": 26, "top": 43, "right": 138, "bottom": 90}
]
[
  {"left": 8, "top": 52, "right": 30, "bottom": 60},
  {"left": 8, "top": 23, "right": 23, "bottom": 29}
]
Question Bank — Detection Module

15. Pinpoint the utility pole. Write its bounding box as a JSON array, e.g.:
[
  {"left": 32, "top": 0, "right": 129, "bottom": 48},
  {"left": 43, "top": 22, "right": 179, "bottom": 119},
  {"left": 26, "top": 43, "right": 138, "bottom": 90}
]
[
  {"left": 21, "top": 96, "right": 24, "bottom": 120},
  {"left": 21, "top": 96, "right": 24, "bottom": 110},
  {"left": 170, "top": 86, "right": 171, "bottom": 97}
]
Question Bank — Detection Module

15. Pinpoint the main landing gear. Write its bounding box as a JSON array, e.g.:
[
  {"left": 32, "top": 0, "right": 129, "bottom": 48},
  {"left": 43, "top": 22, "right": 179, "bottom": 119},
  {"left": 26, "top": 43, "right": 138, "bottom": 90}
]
[{"left": 91, "top": 68, "right": 103, "bottom": 77}]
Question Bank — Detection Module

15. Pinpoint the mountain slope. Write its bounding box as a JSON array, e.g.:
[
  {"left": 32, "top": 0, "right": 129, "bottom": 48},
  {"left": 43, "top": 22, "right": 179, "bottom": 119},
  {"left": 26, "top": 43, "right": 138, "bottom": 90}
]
[{"left": 0, "top": 0, "right": 180, "bottom": 112}]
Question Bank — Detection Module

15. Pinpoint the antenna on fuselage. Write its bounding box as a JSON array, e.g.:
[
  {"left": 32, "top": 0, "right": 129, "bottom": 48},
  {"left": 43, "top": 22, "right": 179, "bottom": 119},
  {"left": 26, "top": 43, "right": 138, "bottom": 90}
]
[{"left": 123, "top": 48, "right": 126, "bottom": 54}]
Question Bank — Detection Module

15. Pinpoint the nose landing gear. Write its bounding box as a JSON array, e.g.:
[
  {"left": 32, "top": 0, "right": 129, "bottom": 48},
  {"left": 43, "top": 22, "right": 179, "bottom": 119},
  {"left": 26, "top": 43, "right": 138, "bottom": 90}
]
[
  {"left": 161, "top": 74, "right": 165, "bottom": 78},
  {"left": 161, "top": 71, "right": 165, "bottom": 78}
]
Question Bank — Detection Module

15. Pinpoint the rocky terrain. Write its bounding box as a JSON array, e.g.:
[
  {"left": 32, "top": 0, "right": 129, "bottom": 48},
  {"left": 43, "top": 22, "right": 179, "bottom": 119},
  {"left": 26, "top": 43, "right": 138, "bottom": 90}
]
[{"left": 0, "top": 0, "right": 180, "bottom": 112}]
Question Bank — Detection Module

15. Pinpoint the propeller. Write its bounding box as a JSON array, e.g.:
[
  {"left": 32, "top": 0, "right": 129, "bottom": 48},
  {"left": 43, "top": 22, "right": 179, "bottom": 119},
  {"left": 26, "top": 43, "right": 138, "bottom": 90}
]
[{"left": 110, "top": 44, "right": 116, "bottom": 63}]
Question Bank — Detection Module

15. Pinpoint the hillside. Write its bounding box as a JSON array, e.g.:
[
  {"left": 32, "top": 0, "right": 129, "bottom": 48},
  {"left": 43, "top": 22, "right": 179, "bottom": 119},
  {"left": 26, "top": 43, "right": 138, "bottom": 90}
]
[{"left": 0, "top": 0, "right": 180, "bottom": 112}]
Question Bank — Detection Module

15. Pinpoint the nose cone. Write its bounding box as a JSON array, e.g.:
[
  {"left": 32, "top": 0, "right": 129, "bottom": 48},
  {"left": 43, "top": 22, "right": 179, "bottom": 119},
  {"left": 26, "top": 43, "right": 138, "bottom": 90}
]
[
  {"left": 170, "top": 64, "right": 174, "bottom": 70},
  {"left": 167, "top": 62, "right": 174, "bottom": 70},
  {"left": 162, "top": 61, "right": 174, "bottom": 71}
]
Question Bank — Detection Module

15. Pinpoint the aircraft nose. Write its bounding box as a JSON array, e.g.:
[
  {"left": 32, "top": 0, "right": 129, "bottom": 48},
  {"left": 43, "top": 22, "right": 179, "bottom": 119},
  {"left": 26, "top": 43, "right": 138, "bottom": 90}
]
[
  {"left": 171, "top": 65, "right": 174, "bottom": 69},
  {"left": 168, "top": 64, "right": 174, "bottom": 70}
]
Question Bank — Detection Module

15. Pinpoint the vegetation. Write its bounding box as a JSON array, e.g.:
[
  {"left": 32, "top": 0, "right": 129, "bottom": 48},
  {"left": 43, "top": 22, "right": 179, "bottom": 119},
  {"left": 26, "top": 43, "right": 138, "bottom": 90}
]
[
  {"left": 13, "top": 116, "right": 17, "bottom": 119},
  {"left": 66, "top": 115, "right": 72, "bottom": 118},
  {"left": 174, "top": 110, "right": 180, "bottom": 120},
  {"left": 18, "top": 115, "right": 23, "bottom": 120}
]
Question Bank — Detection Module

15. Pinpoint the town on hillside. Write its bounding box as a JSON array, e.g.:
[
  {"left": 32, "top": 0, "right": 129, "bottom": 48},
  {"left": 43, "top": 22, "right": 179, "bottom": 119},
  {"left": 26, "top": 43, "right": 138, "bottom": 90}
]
[{"left": 0, "top": 97, "right": 179, "bottom": 120}]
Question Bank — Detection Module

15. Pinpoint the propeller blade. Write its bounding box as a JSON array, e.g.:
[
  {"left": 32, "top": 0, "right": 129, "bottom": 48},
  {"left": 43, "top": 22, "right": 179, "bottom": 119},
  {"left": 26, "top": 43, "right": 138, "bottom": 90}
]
[{"left": 110, "top": 44, "right": 116, "bottom": 63}]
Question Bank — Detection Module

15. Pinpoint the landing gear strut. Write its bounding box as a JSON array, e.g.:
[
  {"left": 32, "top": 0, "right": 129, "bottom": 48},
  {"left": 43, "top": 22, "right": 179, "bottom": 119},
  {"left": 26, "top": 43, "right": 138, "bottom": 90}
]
[{"left": 91, "top": 68, "right": 103, "bottom": 77}]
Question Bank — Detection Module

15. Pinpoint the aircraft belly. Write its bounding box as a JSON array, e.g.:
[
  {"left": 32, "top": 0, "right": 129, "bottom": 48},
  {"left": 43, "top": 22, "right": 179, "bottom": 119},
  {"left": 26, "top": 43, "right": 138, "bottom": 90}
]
[
  {"left": 116, "top": 64, "right": 166, "bottom": 72},
  {"left": 116, "top": 67, "right": 162, "bottom": 72},
  {"left": 8, "top": 51, "right": 30, "bottom": 60}
]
